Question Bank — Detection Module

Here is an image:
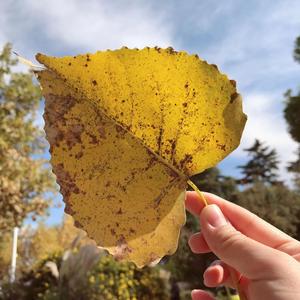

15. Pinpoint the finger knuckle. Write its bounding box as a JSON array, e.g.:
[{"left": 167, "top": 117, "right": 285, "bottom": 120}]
[{"left": 215, "top": 227, "right": 245, "bottom": 253}]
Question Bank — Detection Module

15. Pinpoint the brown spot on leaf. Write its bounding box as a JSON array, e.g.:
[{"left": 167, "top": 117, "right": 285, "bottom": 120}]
[
  {"left": 74, "top": 220, "right": 83, "bottom": 229},
  {"left": 53, "top": 163, "right": 81, "bottom": 201},
  {"left": 114, "top": 235, "right": 132, "bottom": 261},
  {"left": 230, "top": 92, "right": 239, "bottom": 103},
  {"left": 65, "top": 124, "right": 85, "bottom": 150},
  {"left": 157, "top": 127, "right": 164, "bottom": 152},
  {"left": 179, "top": 154, "right": 193, "bottom": 169},
  {"left": 130, "top": 228, "right": 136, "bottom": 234},
  {"left": 230, "top": 80, "right": 236, "bottom": 88},
  {"left": 166, "top": 47, "right": 176, "bottom": 54},
  {"left": 65, "top": 205, "right": 75, "bottom": 215},
  {"left": 115, "top": 125, "right": 126, "bottom": 138},
  {"left": 98, "top": 126, "right": 106, "bottom": 139},
  {"left": 211, "top": 64, "right": 218, "bottom": 70},
  {"left": 169, "top": 138, "right": 177, "bottom": 162},
  {"left": 154, "top": 46, "right": 161, "bottom": 53},
  {"left": 217, "top": 144, "right": 226, "bottom": 151},
  {"left": 75, "top": 151, "right": 83, "bottom": 159},
  {"left": 44, "top": 95, "right": 78, "bottom": 147},
  {"left": 87, "top": 133, "right": 98, "bottom": 144}
]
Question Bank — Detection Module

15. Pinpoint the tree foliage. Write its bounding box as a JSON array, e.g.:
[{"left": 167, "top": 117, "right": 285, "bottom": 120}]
[
  {"left": 294, "top": 36, "right": 300, "bottom": 63},
  {"left": 0, "top": 43, "right": 55, "bottom": 232},
  {"left": 191, "top": 167, "right": 237, "bottom": 200},
  {"left": 0, "top": 214, "right": 93, "bottom": 280},
  {"left": 1, "top": 246, "right": 170, "bottom": 300},
  {"left": 234, "top": 137, "right": 300, "bottom": 239},
  {"left": 237, "top": 139, "right": 279, "bottom": 185},
  {"left": 286, "top": 147, "right": 300, "bottom": 192},
  {"left": 283, "top": 35, "right": 300, "bottom": 190},
  {"left": 284, "top": 89, "right": 300, "bottom": 144},
  {"left": 234, "top": 182, "right": 300, "bottom": 239}
]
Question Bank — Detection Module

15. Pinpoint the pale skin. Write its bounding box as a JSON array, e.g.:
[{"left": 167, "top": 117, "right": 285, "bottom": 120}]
[{"left": 185, "top": 191, "right": 300, "bottom": 300}]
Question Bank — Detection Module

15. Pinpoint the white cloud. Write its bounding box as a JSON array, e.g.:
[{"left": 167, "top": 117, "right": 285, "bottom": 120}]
[
  {"left": 194, "top": 1, "right": 300, "bottom": 93},
  {"left": 0, "top": 0, "right": 174, "bottom": 56},
  {"left": 29, "top": 0, "right": 173, "bottom": 50}
]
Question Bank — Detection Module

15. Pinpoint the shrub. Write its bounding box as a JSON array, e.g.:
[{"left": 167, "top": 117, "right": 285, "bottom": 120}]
[{"left": 0, "top": 246, "right": 169, "bottom": 300}]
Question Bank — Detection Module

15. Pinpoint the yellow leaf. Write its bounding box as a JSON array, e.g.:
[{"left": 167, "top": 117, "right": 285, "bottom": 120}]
[{"left": 36, "top": 47, "right": 246, "bottom": 267}]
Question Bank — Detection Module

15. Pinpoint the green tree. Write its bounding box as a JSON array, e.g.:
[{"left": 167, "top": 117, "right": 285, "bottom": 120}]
[
  {"left": 284, "top": 89, "right": 300, "bottom": 144},
  {"left": 0, "top": 43, "right": 55, "bottom": 233},
  {"left": 1, "top": 247, "right": 170, "bottom": 300},
  {"left": 293, "top": 36, "right": 300, "bottom": 63},
  {"left": 233, "top": 182, "right": 300, "bottom": 239},
  {"left": 234, "top": 137, "right": 300, "bottom": 239},
  {"left": 191, "top": 167, "right": 237, "bottom": 198},
  {"left": 283, "top": 35, "right": 300, "bottom": 190},
  {"left": 237, "top": 139, "right": 280, "bottom": 185},
  {"left": 286, "top": 148, "right": 300, "bottom": 191}
]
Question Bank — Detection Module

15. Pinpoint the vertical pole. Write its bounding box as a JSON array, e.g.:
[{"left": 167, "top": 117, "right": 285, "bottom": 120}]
[{"left": 10, "top": 227, "right": 19, "bottom": 283}]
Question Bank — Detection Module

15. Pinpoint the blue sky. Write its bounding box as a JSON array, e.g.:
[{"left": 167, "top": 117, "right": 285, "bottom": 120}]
[{"left": 1, "top": 0, "right": 300, "bottom": 226}]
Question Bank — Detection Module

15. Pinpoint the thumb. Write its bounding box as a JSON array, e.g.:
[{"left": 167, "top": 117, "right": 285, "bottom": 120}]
[{"left": 200, "top": 204, "right": 288, "bottom": 280}]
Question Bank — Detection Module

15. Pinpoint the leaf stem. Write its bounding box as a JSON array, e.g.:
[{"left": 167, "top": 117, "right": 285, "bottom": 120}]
[{"left": 187, "top": 179, "right": 208, "bottom": 206}]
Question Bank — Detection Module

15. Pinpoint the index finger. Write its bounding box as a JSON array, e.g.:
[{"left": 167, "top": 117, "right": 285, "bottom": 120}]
[{"left": 185, "top": 191, "right": 300, "bottom": 255}]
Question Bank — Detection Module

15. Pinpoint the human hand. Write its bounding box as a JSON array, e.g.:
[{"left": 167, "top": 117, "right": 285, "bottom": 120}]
[{"left": 185, "top": 191, "right": 300, "bottom": 300}]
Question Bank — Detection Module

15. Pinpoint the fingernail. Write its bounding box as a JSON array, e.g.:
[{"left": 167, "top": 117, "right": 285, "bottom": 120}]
[
  {"left": 191, "top": 290, "right": 201, "bottom": 299},
  {"left": 188, "top": 233, "right": 201, "bottom": 253},
  {"left": 206, "top": 204, "right": 227, "bottom": 228}
]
